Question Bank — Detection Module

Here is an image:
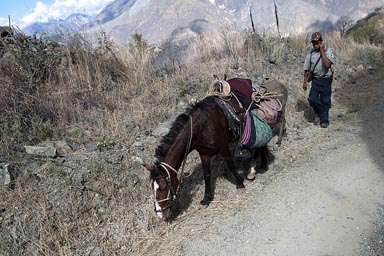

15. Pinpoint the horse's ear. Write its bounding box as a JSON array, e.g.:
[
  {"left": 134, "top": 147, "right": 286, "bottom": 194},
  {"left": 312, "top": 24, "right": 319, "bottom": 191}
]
[{"left": 143, "top": 164, "right": 152, "bottom": 172}]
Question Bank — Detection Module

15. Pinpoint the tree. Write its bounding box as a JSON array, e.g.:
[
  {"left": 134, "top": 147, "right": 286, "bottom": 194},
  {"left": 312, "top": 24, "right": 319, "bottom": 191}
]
[{"left": 336, "top": 16, "right": 353, "bottom": 39}]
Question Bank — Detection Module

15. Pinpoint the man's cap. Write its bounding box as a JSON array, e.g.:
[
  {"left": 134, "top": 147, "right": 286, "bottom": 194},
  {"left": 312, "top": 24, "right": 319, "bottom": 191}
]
[{"left": 311, "top": 32, "right": 322, "bottom": 42}]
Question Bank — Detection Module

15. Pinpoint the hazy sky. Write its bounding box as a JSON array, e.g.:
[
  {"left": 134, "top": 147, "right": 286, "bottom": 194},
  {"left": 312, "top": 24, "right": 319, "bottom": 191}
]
[{"left": 0, "top": 0, "right": 113, "bottom": 28}]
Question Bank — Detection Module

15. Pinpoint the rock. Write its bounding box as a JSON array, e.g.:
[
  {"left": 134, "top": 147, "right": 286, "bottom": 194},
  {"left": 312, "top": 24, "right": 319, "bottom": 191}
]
[
  {"left": 85, "top": 142, "right": 97, "bottom": 152},
  {"left": 132, "top": 141, "right": 143, "bottom": 148},
  {"left": 53, "top": 157, "right": 66, "bottom": 165},
  {"left": 24, "top": 145, "right": 56, "bottom": 157},
  {"left": 25, "top": 162, "right": 42, "bottom": 174},
  {"left": 23, "top": 141, "right": 72, "bottom": 157},
  {"left": 89, "top": 246, "right": 102, "bottom": 256},
  {"left": 54, "top": 141, "right": 73, "bottom": 155},
  {"left": 131, "top": 156, "right": 144, "bottom": 165},
  {"left": 152, "top": 126, "right": 169, "bottom": 137},
  {"left": 152, "top": 117, "right": 176, "bottom": 137},
  {"left": 357, "top": 64, "right": 364, "bottom": 71},
  {"left": 0, "top": 163, "right": 11, "bottom": 186}
]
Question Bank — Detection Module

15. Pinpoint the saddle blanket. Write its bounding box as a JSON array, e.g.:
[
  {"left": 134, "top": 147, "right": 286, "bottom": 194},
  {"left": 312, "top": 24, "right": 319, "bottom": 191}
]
[
  {"left": 240, "top": 109, "right": 272, "bottom": 149},
  {"left": 256, "top": 99, "right": 282, "bottom": 125}
]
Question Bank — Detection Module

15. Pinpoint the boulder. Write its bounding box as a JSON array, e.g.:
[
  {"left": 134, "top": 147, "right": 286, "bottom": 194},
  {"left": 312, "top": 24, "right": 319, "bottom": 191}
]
[
  {"left": 0, "top": 163, "right": 11, "bottom": 186},
  {"left": 24, "top": 145, "right": 56, "bottom": 157}
]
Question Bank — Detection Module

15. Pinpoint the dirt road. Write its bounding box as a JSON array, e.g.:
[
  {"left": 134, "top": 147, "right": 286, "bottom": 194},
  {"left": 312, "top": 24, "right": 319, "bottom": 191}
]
[{"left": 156, "top": 66, "right": 384, "bottom": 256}]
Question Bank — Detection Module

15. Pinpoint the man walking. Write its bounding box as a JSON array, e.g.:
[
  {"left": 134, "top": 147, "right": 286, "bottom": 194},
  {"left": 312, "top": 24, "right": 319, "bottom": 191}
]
[{"left": 303, "top": 32, "right": 334, "bottom": 128}]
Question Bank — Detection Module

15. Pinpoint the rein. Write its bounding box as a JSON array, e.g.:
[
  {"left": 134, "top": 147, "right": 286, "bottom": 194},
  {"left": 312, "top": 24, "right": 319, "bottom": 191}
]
[{"left": 154, "top": 114, "right": 193, "bottom": 212}]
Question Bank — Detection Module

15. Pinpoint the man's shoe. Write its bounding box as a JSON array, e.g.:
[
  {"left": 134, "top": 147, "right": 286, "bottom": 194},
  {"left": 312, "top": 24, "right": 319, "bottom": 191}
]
[{"left": 320, "top": 122, "right": 329, "bottom": 128}]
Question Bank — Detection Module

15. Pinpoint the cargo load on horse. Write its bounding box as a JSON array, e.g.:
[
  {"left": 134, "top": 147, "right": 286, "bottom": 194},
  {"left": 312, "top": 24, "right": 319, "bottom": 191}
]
[{"left": 209, "top": 77, "right": 287, "bottom": 150}]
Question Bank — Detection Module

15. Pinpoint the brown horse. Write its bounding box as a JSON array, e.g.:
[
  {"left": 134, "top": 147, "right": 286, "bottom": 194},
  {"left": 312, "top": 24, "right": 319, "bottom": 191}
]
[{"left": 144, "top": 80, "right": 287, "bottom": 220}]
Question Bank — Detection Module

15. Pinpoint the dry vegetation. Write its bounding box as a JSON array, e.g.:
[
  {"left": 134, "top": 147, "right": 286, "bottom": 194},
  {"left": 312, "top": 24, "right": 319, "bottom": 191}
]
[{"left": 0, "top": 16, "right": 383, "bottom": 255}]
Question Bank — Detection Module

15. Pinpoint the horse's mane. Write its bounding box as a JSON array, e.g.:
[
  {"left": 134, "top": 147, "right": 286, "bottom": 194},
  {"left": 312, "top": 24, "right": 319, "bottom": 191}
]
[{"left": 155, "top": 96, "right": 215, "bottom": 161}]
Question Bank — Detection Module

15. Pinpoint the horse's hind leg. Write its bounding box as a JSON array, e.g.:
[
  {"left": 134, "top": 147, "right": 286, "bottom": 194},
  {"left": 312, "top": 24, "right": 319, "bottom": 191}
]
[
  {"left": 277, "top": 110, "right": 286, "bottom": 145},
  {"left": 221, "top": 146, "right": 245, "bottom": 189},
  {"left": 259, "top": 146, "right": 269, "bottom": 172},
  {"left": 246, "top": 146, "right": 268, "bottom": 180},
  {"left": 246, "top": 157, "right": 257, "bottom": 181},
  {"left": 199, "top": 153, "right": 214, "bottom": 205}
]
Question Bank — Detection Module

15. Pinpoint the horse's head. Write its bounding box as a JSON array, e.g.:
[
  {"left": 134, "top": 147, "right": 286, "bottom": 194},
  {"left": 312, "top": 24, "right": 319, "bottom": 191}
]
[{"left": 144, "top": 162, "right": 179, "bottom": 220}]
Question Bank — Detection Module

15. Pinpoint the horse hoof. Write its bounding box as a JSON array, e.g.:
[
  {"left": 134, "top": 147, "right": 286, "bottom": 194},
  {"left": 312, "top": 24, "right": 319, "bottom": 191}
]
[
  {"left": 247, "top": 167, "right": 256, "bottom": 181},
  {"left": 246, "top": 175, "right": 255, "bottom": 181},
  {"left": 236, "top": 183, "right": 245, "bottom": 189},
  {"left": 200, "top": 198, "right": 211, "bottom": 205}
]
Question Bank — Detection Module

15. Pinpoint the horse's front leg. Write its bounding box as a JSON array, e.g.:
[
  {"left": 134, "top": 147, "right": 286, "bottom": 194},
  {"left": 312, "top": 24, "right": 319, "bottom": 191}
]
[
  {"left": 221, "top": 146, "right": 245, "bottom": 189},
  {"left": 199, "top": 153, "right": 213, "bottom": 205}
]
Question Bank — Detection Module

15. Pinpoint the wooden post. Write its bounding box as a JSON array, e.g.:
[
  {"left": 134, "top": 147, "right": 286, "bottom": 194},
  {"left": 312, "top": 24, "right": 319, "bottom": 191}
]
[
  {"left": 273, "top": 0, "right": 281, "bottom": 38},
  {"left": 249, "top": 8, "right": 255, "bottom": 33}
]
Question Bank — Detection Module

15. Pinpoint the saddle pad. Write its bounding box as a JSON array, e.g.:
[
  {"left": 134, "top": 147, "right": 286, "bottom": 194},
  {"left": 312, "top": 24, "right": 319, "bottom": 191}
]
[
  {"left": 240, "top": 109, "right": 272, "bottom": 149},
  {"left": 256, "top": 98, "right": 282, "bottom": 125}
]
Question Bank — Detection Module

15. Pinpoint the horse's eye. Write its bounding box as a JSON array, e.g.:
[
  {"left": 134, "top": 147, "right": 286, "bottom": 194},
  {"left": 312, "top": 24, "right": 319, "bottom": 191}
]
[{"left": 157, "top": 178, "right": 168, "bottom": 191}]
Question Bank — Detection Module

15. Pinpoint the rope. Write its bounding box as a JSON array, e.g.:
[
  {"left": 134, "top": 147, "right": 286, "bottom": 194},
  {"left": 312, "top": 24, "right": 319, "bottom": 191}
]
[
  {"left": 230, "top": 92, "right": 244, "bottom": 109},
  {"left": 251, "top": 87, "right": 283, "bottom": 112}
]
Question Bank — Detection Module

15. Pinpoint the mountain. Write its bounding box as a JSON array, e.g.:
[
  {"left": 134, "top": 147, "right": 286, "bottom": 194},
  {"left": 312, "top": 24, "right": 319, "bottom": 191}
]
[
  {"left": 22, "top": 0, "right": 383, "bottom": 45},
  {"left": 88, "top": 0, "right": 383, "bottom": 44},
  {"left": 347, "top": 6, "right": 384, "bottom": 44},
  {"left": 23, "top": 13, "right": 93, "bottom": 37}
]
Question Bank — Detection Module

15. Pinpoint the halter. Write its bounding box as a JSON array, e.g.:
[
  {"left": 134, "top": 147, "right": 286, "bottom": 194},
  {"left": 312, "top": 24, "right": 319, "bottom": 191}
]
[
  {"left": 152, "top": 114, "right": 193, "bottom": 213},
  {"left": 152, "top": 162, "right": 178, "bottom": 213}
]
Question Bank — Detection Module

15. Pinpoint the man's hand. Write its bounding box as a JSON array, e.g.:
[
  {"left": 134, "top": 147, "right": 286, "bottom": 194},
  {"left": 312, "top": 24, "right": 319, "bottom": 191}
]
[
  {"left": 303, "top": 81, "right": 307, "bottom": 91},
  {"left": 319, "top": 41, "right": 325, "bottom": 52}
]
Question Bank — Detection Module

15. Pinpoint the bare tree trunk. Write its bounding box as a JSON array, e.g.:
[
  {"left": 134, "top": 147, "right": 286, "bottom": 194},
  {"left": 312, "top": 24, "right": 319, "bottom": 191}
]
[
  {"left": 249, "top": 8, "right": 256, "bottom": 33},
  {"left": 273, "top": 0, "right": 281, "bottom": 38}
]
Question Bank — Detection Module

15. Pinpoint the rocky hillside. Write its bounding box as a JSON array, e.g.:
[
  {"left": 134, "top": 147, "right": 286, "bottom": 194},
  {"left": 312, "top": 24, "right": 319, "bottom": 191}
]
[
  {"left": 1, "top": 8, "right": 383, "bottom": 255},
  {"left": 348, "top": 6, "right": 384, "bottom": 44}
]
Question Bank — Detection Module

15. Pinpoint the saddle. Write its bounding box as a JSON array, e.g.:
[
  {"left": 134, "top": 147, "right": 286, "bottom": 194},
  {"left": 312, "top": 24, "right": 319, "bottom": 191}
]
[
  {"left": 209, "top": 78, "right": 283, "bottom": 154},
  {"left": 209, "top": 78, "right": 283, "bottom": 126}
]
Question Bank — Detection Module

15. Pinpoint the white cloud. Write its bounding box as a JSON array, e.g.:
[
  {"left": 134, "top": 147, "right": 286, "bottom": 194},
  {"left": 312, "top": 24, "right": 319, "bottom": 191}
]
[
  {"left": 18, "top": 0, "right": 113, "bottom": 27},
  {"left": 0, "top": 17, "right": 8, "bottom": 26},
  {"left": 20, "top": 2, "right": 50, "bottom": 25}
]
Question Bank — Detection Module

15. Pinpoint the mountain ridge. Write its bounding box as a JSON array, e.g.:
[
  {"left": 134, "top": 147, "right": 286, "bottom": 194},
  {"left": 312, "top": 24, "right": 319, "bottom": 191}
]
[{"left": 22, "top": 0, "right": 384, "bottom": 44}]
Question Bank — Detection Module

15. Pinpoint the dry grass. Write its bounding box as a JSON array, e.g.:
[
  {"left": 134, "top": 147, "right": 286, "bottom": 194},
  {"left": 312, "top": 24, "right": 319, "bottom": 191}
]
[{"left": 0, "top": 27, "right": 383, "bottom": 255}]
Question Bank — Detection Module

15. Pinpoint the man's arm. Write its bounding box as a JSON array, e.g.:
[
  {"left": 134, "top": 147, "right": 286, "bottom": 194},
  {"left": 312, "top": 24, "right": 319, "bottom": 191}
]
[{"left": 319, "top": 42, "right": 332, "bottom": 69}]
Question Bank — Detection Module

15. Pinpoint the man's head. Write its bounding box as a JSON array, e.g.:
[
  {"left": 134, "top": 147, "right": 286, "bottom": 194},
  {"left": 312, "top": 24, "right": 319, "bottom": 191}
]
[{"left": 311, "top": 32, "right": 322, "bottom": 50}]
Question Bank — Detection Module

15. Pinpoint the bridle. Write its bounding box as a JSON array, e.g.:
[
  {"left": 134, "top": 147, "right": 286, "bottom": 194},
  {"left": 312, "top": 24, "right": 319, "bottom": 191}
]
[
  {"left": 152, "top": 114, "right": 193, "bottom": 213},
  {"left": 153, "top": 162, "right": 178, "bottom": 213}
]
